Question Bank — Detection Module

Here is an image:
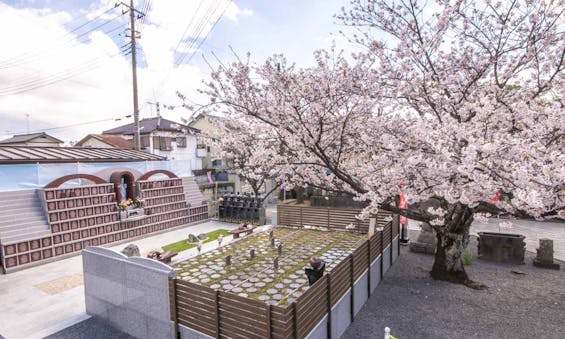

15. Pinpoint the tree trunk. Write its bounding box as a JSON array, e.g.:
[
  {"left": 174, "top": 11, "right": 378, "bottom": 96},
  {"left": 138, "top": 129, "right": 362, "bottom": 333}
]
[
  {"left": 296, "top": 187, "right": 305, "bottom": 204},
  {"left": 430, "top": 203, "right": 486, "bottom": 289}
]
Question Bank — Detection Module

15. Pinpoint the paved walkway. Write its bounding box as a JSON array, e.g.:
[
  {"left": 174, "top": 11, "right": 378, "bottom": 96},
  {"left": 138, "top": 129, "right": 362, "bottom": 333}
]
[
  {"left": 408, "top": 218, "right": 565, "bottom": 260},
  {"left": 0, "top": 220, "right": 238, "bottom": 339}
]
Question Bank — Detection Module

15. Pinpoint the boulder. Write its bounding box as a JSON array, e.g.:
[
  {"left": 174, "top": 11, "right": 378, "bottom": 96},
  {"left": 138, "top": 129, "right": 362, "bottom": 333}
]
[
  {"left": 121, "top": 244, "right": 140, "bottom": 257},
  {"left": 187, "top": 234, "right": 199, "bottom": 243},
  {"left": 197, "top": 233, "right": 207, "bottom": 240}
]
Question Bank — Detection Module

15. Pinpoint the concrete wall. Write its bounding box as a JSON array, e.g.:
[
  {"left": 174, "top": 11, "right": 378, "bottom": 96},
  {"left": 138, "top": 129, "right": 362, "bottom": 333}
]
[
  {"left": 83, "top": 247, "right": 176, "bottom": 339},
  {"left": 383, "top": 244, "right": 391, "bottom": 273},
  {"left": 392, "top": 235, "right": 399, "bottom": 261},
  {"left": 179, "top": 324, "right": 213, "bottom": 339}
]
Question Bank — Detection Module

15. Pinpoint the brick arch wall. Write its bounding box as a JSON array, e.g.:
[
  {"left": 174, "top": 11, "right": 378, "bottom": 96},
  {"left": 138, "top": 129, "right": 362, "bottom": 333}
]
[
  {"left": 138, "top": 169, "right": 178, "bottom": 181},
  {"left": 45, "top": 174, "right": 106, "bottom": 188},
  {"left": 109, "top": 171, "right": 136, "bottom": 202}
]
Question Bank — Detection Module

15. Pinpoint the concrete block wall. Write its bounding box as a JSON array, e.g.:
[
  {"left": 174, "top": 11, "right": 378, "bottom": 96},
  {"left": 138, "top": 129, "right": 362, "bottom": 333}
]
[{"left": 83, "top": 247, "right": 176, "bottom": 339}]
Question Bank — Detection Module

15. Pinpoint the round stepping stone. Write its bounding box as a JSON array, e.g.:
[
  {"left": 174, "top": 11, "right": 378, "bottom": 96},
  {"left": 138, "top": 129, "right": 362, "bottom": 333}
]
[
  {"left": 232, "top": 287, "right": 243, "bottom": 293},
  {"left": 289, "top": 274, "right": 298, "bottom": 279},
  {"left": 201, "top": 278, "right": 210, "bottom": 283},
  {"left": 295, "top": 278, "right": 306, "bottom": 284},
  {"left": 249, "top": 277, "right": 259, "bottom": 282},
  {"left": 287, "top": 298, "right": 296, "bottom": 304},
  {"left": 294, "top": 270, "right": 303, "bottom": 275},
  {"left": 198, "top": 274, "right": 208, "bottom": 279},
  {"left": 255, "top": 282, "right": 266, "bottom": 287},
  {"left": 277, "top": 270, "right": 285, "bottom": 274},
  {"left": 229, "top": 275, "right": 238, "bottom": 280},
  {"left": 242, "top": 282, "right": 252, "bottom": 288},
  {"left": 266, "top": 289, "right": 278, "bottom": 295},
  {"left": 290, "top": 283, "right": 300, "bottom": 289},
  {"left": 275, "top": 283, "right": 284, "bottom": 289},
  {"left": 282, "top": 279, "right": 292, "bottom": 284},
  {"left": 301, "top": 286, "right": 309, "bottom": 291},
  {"left": 258, "top": 295, "right": 270, "bottom": 301},
  {"left": 220, "top": 280, "right": 230, "bottom": 284},
  {"left": 285, "top": 288, "right": 294, "bottom": 294},
  {"left": 211, "top": 274, "right": 221, "bottom": 279},
  {"left": 210, "top": 284, "right": 221, "bottom": 289},
  {"left": 292, "top": 292, "right": 302, "bottom": 297},
  {"left": 238, "top": 293, "right": 248, "bottom": 297},
  {"left": 219, "top": 270, "right": 227, "bottom": 274},
  {"left": 273, "top": 294, "right": 283, "bottom": 300},
  {"left": 263, "top": 278, "right": 273, "bottom": 283},
  {"left": 222, "top": 284, "right": 233, "bottom": 290},
  {"left": 189, "top": 278, "right": 199, "bottom": 283},
  {"left": 189, "top": 268, "right": 198, "bottom": 272},
  {"left": 246, "top": 287, "right": 257, "bottom": 293}
]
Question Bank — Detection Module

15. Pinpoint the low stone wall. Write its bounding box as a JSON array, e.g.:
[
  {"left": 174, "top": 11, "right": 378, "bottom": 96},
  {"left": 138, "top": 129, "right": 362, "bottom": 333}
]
[{"left": 82, "top": 247, "right": 176, "bottom": 339}]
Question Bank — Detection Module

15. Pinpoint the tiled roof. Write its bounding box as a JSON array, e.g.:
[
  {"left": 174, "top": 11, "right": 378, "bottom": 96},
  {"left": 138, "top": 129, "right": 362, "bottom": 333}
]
[
  {"left": 0, "top": 146, "right": 165, "bottom": 164},
  {"left": 75, "top": 134, "right": 134, "bottom": 149},
  {"left": 0, "top": 132, "right": 63, "bottom": 144},
  {"left": 103, "top": 117, "right": 200, "bottom": 135}
]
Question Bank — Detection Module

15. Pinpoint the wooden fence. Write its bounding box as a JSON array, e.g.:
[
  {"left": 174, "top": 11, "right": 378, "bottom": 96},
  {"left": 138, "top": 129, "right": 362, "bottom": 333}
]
[
  {"left": 277, "top": 205, "right": 393, "bottom": 233},
  {"left": 170, "top": 219, "right": 400, "bottom": 339}
]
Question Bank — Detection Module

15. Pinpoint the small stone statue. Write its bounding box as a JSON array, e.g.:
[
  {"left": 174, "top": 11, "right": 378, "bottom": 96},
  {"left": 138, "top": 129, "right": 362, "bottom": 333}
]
[
  {"left": 305, "top": 256, "right": 325, "bottom": 286},
  {"left": 533, "top": 239, "right": 560, "bottom": 270},
  {"left": 271, "top": 237, "right": 276, "bottom": 247},
  {"left": 196, "top": 241, "right": 202, "bottom": 254},
  {"left": 274, "top": 256, "right": 279, "bottom": 270},
  {"left": 249, "top": 248, "right": 255, "bottom": 259},
  {"left": 277, "top": 243, "right": 283, "bottom": 255},
  {"left": 269, "top": 230, "right": 274, "bottom": 240},
  {"left": 121, "top": 244, "right": 140, "bottom": 257},
  {"left": 225, "top": 254, "right": 231, "bottom": 266},
  {"left": 218, "top": 235, "right": 223, "bottom": 247}
]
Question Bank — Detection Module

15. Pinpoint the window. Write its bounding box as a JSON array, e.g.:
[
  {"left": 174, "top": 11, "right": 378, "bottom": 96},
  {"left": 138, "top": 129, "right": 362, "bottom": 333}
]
[
  {"left": 212, "top": 159, "right": 222, "bottom": 167},
  {"left": 176, "top": 137, "right": 186, "bottom": 148},
  {"left": 159, "top": 137, "right": 172, "bottom": 151},
  {"left": 140, "top": 135, "right": 150, "bottom": 149},
  {"left": 152, "top": 136, "right": 160, "bottom": 150},
  {"left": 207, "top": 146, "right": 211, "bottom": 152}
]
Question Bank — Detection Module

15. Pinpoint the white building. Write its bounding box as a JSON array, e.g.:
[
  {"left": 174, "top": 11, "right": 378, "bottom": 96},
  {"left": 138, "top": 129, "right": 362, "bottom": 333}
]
[{"left": 103, "top": 116, "right": 202, "bottom": 171}]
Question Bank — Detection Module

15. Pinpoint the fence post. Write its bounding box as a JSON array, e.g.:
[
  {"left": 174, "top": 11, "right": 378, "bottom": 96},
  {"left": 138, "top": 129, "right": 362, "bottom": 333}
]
[
  {"left": 300, "top": 207, "right": 303, "bottom": 228},
  {"left": 380, "top": 230, "right": 384, "bottom": 280},
  {"left": 326, "top": 274, "right": 332, "bottom": 339},
  {"left": 169, "top": 277, "right": 179, "bottom": 339},
  {"left": 215, "top": 290, "right": 220, "bottom": 338},
  {"left": 397, "top": 215, "right": 401, "bottom": 257},
  {"left": 367, "top": 239, "right": 371, "bottom": 296},
  {"left": 389, "top": 223, "right": 393, "bottom": 267},
  {"left": 292, "top": 301, "right": 298, "bottom": 339},
  {"left": 349, "top": 254, "right": 354, "bottom": 322}
]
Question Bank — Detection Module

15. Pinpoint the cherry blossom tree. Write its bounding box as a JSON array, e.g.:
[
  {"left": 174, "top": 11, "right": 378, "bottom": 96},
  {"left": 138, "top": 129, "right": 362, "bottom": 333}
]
[{"left": 195, "top": 0, "right": 564, "bottom": 288}]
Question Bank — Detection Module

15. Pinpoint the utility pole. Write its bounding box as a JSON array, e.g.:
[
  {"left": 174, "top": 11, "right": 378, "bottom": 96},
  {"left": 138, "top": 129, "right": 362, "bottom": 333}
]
[
  {"left": 129, "top": 0, "right": 140, "bottom": 150},
  {"left": 119, "top": 1, "right": 144, "bottom": 150}
]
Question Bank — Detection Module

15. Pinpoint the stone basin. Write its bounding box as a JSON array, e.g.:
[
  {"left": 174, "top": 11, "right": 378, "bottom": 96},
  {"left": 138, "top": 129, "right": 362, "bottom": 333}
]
[{"left": 477, "top": 232, "right": 525, "bottom": 264}]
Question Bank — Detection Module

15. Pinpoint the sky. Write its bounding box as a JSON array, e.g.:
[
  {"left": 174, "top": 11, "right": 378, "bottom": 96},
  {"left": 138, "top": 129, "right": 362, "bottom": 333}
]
[{"left": 0, "top": 0, "right": 360, "bottom": 143}]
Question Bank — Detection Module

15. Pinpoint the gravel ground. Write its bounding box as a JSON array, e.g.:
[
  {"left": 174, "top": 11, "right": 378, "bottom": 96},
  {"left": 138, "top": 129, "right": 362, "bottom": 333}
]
[
  {"left": 44, "top": 317, "right": 134, "bottom": 339},
  {"left": 343, "top": 234, "right": 565, "bottom": 339}
]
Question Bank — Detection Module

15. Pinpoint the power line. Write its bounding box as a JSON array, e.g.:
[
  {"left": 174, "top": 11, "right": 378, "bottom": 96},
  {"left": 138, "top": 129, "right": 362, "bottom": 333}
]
[
  {"left": 0, "top": 44, "right": 131, "bottom": 96},
  {"left": 0, "top": 9, "right": 125, "bottom": 70},
  {"left": 9, "top": 114, "right": 133, "bottom": 135}
]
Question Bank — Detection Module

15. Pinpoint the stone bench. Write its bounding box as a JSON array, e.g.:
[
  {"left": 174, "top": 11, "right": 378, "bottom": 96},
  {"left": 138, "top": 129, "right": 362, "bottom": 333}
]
[
  {"left": 229, "top": 225, "right": 256, "bottom": 239},
  {"left": 147, "top": 250, "right": 178, "bottom": 264}
]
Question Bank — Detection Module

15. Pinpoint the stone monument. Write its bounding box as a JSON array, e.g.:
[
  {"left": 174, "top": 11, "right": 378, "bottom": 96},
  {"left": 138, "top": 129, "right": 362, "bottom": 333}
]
[
  {"left": 187, "top": 234, "right": 199, "bottom": 243},
  {"left": 249, "top": 248, "right": 255, "bottom": 259},
  {"left": 225, "top": 254, "right": 231, "bottom": 266},
  {"left": 533, "top": 238, "right": 560, "bottom": 270},
  {"left": 121, "top": 244, "right": 140, "bottom": 257},
  {"left": 305, "top": 256, "right": 325, "bottom": 286},
  {"left": 409, "top": 222, "right": 436, "bottom": 254}
]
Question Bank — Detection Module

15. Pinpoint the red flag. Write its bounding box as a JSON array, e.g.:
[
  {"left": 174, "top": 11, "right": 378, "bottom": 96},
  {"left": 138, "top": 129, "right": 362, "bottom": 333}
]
[
  {"left": 207, "top": 171, "right": 214, "bottom": 184},
  {"left": 489, "top": 190, "right": 500, "bottom": 205},
  {"left": 399, "top": 193, "right": 408, "bottom": 224}
]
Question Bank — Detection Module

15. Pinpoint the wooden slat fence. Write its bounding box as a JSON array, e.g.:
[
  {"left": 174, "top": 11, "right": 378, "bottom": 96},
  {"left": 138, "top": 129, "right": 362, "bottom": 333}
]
[
  {"left": 295, "top": 275, "right": 329, "bottom": 338},
  {"left": 171, "top": 220, "right": 399, "bottom": 339},
  {"left": 277, "top": 205, "right": 393, "bottom": 234}
]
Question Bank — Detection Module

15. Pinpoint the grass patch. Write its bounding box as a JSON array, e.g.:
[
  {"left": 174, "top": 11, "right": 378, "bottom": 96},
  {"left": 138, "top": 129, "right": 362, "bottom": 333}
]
[
  {"left": 162, "top": 229, "right": 230, "bottom": 253},
  {"left": 462, "top": 251, "right": 473, "bottom": 266}
]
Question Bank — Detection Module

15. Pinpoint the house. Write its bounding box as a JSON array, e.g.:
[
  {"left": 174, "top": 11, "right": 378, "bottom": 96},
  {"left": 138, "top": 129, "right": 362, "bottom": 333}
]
[
  {"left": 103, "top": 116, "right": 202, "bottom": 170},
  {"left": 188, "top": 113, "right": 226, "bottom": 170},
  {"left": 0, "top": 132, "right": 63, "bottom": 147},
  {"left": 74, "top": 134, "right": 133, "bottom": 149}
]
